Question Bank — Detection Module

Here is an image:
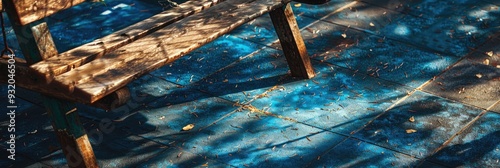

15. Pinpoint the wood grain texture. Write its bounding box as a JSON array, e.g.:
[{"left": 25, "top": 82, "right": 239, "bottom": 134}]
[
  {"left": 6, "top": 0, "right": 86, "bottom": 25},
  {"left": 43, "top": 96, "right": 98, "bottom": 168},
  {"left": 270, "top": 3, "right": 315, "bottom": 79},
  {"left": 31, "top": 22, "right": 59, "bottom": 60},
  {"left": 30, "top": 0, "right": 225, "bottom": 84}
]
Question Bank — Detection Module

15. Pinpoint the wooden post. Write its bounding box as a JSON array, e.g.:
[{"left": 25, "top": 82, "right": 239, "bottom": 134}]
[
  {"left": 3, "top": 1, "right": 98, "bottom": 167},
  {"left": 270, "top": 3, "right": 315, "bottom": 79},
  {"left": 43, "top": 96, "right": 98, "bottom": 168}
]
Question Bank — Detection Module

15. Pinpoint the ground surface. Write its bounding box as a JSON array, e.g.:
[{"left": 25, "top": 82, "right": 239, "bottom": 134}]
[{"left": 1, "top": 0, "right": 499, "bottom": 167}]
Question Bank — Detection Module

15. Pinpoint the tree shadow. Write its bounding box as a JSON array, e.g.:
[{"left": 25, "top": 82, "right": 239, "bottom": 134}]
[{"left": 427, "top": 130, "right": 500, "bottom": 167}]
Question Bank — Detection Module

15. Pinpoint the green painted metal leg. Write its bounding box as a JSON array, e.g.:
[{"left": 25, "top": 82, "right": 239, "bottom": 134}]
[{"left": 42, "top": 96, "right": 98, "bottom": 168}]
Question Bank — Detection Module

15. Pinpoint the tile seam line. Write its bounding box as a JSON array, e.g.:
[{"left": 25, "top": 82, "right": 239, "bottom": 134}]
[
  {"left": 132, "top": 109, "right": 242, "bottom": 167},
  {"left": 415, "top": 109, "right": 490, "bottom": 167},
  {"left": 301, "top": 84, "right": 419, "bottom": 167}
]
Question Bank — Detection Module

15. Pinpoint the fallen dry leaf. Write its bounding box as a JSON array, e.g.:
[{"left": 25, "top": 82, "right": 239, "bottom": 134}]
[
  {"left": 341, "top": 33, "right": 347, "bottom": 38},
  {"left": 182, "top": 124, "right": 195, "bottom": 131},
  {"left": 409, "top": 116, "right": 415, "bottom": 122},
  {"left": 476, "top": 73, "right": 483, "bottom": 79},
  {"left": 369, "top": 22, "right": 375, "bottom": 27},
  {"left": 294, "top": 3, "right": 302, "bottom": 7},
  {"left": 486, "top": 51, "right": 494, "bottom": 57},
  {"left": 406, "top": 129, "right": 417, "bottom": 134},
  {"left": 484, "top": 59, "right": 490, "bottom": 65}
]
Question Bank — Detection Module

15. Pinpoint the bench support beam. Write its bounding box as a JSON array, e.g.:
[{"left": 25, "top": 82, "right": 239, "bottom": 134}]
[
  {"left": 270, "top": 3, "right": 315, "bottom": 79},
  {"left": 43, "top": 96, "right": 98, "bottom": 168},
  {"left": 5, "top": 2, "right": 98, "bottom": 167}
]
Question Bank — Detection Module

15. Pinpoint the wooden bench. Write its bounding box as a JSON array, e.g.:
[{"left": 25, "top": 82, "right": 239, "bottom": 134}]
[{"left": 0, "top": 0, "right": 315, "bottom": 167}]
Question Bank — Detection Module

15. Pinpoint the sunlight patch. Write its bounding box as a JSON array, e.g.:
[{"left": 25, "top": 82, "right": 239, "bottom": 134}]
[
  {"left": 393, "top": 25, "right": 410, "bottom": 36},
  {"left": 468, "top": 9, "right": 489, "bottom": 20},
  {"left": 101, "top": 10, "right": 112, "bottom": 15},
  {"left": 457, "top": 25, "right": 478, "bottom": 34}
]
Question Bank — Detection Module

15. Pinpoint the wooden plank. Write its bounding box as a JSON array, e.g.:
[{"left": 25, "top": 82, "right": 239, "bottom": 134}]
[
  {"left": 270, "top": 3, "right": 315, "bottom": 79},
  {"left": 31, "top": 22, "right": 59, "bottom": 59},
  {"left": 0, "top": 59, "right": 131, "bottom": 109},
  {"left": 5, "top": 0, "right": 86, "bottom": 25},
  {"left": 30, "top": 0, "right": 225, "bottom": 84},
  {"left": 3, "top": 1, "right": 54, "bottom": 65},
  {"left": 56, "top": 0, "right": 290, "bottom": 103}
]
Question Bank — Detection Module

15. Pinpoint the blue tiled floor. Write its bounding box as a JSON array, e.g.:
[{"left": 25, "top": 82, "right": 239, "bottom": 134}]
[{"left": 1, "top": 0, "right": 499, "bottom": 167}]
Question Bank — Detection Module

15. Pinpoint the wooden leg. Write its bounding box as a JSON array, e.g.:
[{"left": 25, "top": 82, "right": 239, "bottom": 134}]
[
  {"left": 270, "top": 3, "right": 315, "bottom": 79},
  {"left": 43, "top": 96, "right": 98, "bottom": 168}
]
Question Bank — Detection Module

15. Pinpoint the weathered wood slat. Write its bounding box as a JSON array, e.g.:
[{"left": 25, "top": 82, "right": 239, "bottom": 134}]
[
  {"left": 30, "top": 0, "right": 225, "bottom": 84},
  {"left": 31, "top": 22, "right": 59, "bottom": 60},
  {"left": 0, "top": 58, "right": 129, "bottom": 109},
  {"left": 4, "top": 0, "right": 86, "bottom": 25},
  {"left": 55, "top": 0, "right": 290, "bottom": 103},
  {"left": 270, "top": 3, "right": 315, "bottom": 78}
]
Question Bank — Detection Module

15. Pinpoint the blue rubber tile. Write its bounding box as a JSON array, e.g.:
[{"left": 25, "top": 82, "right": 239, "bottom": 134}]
[
  {"left": 47, "top": 0, "right": 163, "bottom": 52},
  {"left": 417, "top": 161, "right": 449, "bottom": 168},
  {"left": 317, "top": 1, "right": 405, "bottom": 35},
  {"left": 292, "top": 17, "right": 372, "bottom": 60},
  {"left": 483, "top": 0, "right": 500, "bottom": 5},
  {"left": 0, "top": 87, "right": 38, "bottom": 121},
  {"left": 77, "top": 75, "right": 180, "bottom": 120},
  {"left": 115, "top": 93, "right": 238, "bottom": 143},
  {"left": 290, "top": 0, "right": 352, "bottom": 19},
  {"left": 378, "top": 15, "right": 480, "bottom": 57},
  {"left": 422, "top": 52, "right": 500, "bottom": 110},
  {"left": 354, "top": 91, "right": 484, "bottom": 158},
  {"left": 229, "top": 13, "right": 317, "bottom": 46},
  {"left": 363, "top": 0, "right": 485, "bottom": 19},
  {"left": 321, "top": 35, "right": 459, "bottom": 88},
  {"left": 138, "top": 146, "right": 231, "bottom": 167},
  {"left": 249, "top": 62, "right": 411, "bottom": 135},
  {"left": 0, "top": 152, "right": 49, "bottom": 168},
  {"left": 192, "top": 47, "right": 292, "bottom": 104},
  {"left": 172, "top": 111, "right": 346, "bottom": 167},
  {"left": 0, "top": 104, "right": 62, "bottom": 160},
  {"left": 432, "top": 3, "right": 500, "bottom": 47},
  {"left": 41, "top": 127, "right": 168, "bottom": 167},
  {"left": 194, "top": 47, "right": 296, "bottom": 104},
  {"left": 307, "top": 138, "right": 419, "bottom": 167},
  {"left": 150, "top": 35, "right": 264, "bottom": 86},
  {"left": 427, "top": 111, "right": 500, "bottom": 167}
]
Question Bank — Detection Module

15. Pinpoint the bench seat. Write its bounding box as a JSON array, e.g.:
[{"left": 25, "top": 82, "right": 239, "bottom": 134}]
[{"left": 2, "top": 0, "right": 314, "bottom": 106}]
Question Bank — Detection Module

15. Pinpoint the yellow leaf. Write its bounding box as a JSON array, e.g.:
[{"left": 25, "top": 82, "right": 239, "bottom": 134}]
[
  {"left": 409, "top": 116, "right": 415, "bottom": 122},
  {"left": 484, "top": 59, "right": 489, "bottom": 65},
  {"left": 341, "top": 33, "right": 347, "bottom": 38},
  {"left": 406, "top": 129, "right": 417, "bottom": 134},
  {"left": 182, "top": 124, "right": 195, "bottom": 131},
  {"left": 369, "top": 22, "right": 375, "bottom": 27},
  {"left": 294, "top": 3, "right": 302, "bottom": 7},
  {"left": 476, "top": 74, "right": 482, "bottom": 79},
  {"left": 486, "top": 51, "right": 494, "bottom": 57}
]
